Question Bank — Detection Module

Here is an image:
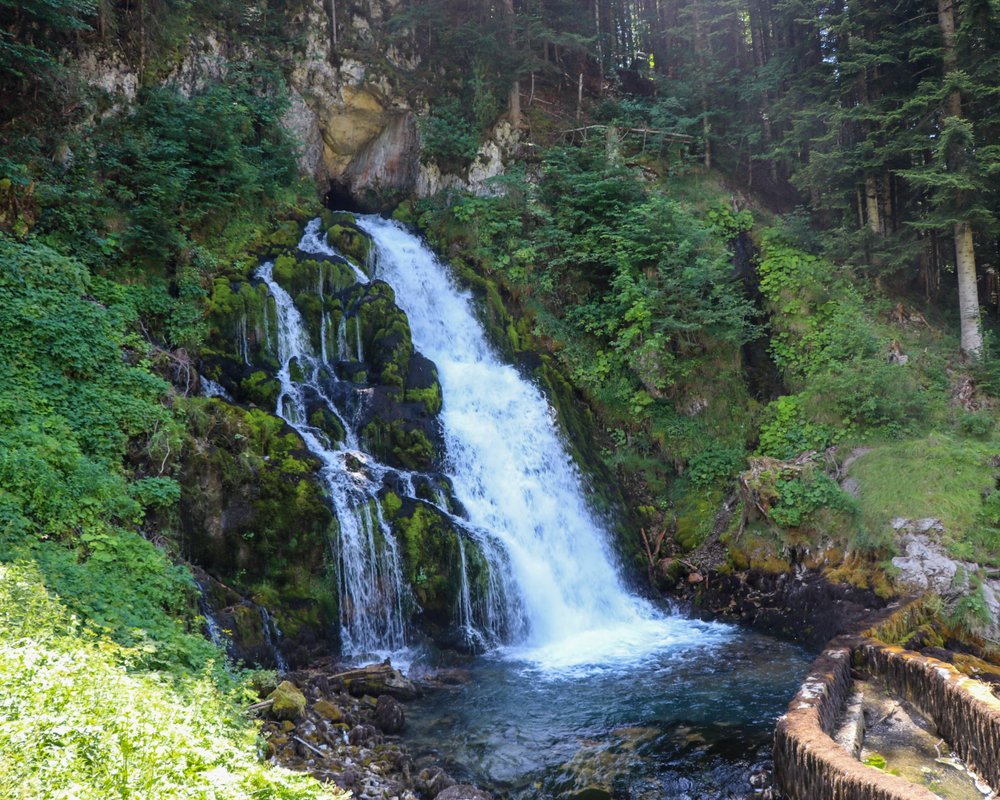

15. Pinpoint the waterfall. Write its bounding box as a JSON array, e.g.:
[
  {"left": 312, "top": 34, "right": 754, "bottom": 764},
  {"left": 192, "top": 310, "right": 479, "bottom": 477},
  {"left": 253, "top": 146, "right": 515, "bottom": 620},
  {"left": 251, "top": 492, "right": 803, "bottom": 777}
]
[
  {"left": 253, "top": 217, "right": 717, "bottom": 668},
  {"left": 200, "top": 375, "right": 233, "bottom": 402},
  {"left": 356, "top": 216, "right": 712, "bottom": 669}
]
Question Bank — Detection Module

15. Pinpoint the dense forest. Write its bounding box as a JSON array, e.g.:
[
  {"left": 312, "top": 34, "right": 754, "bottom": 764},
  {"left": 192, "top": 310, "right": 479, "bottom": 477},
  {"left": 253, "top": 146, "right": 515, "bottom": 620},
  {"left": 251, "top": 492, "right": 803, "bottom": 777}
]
[{"left": 2, "top": 0, "right": 1000, "bottom": 798}]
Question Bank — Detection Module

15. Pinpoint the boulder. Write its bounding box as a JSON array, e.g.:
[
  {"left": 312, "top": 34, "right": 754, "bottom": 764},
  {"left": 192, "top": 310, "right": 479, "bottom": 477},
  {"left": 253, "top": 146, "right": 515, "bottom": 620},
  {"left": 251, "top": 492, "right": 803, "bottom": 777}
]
[
  {"left": 268, "top": 681, "right": 306, "bottom": 721},
  {"left": 373, "top": 694, "right": 405, "bottom": 733},
  {"left": 341, "top": 662, "right": 420, "bottom": 700},
  {"left": 348, "top": 723, "right": 381, "bottom": 746}
]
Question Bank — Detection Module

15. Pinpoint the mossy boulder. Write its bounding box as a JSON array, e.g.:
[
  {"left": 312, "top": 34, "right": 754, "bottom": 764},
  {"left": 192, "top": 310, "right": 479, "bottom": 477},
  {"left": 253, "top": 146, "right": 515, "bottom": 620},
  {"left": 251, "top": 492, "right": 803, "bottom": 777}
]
[
  {"left": 363, "top": 417, "right": 436, "bottom": 472},
  {"left": 268, "top": 681, "right": 306, "bottom": 721},
  {"left": 204, "top": 279, "right": 278, "bottom": 372},
  {"left": 353, "top": 281, "right": 413, "bottom": 388}
]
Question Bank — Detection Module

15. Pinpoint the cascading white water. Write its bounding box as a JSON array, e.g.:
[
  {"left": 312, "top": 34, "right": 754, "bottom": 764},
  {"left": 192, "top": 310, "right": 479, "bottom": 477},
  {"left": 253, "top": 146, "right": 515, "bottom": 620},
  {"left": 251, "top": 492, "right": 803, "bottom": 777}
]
[
  {"left": 255, "top": 257, "right": 410, "bottom": 657},
  {"left": 356, "top": 216, "right": 726, "bottom": 670}
]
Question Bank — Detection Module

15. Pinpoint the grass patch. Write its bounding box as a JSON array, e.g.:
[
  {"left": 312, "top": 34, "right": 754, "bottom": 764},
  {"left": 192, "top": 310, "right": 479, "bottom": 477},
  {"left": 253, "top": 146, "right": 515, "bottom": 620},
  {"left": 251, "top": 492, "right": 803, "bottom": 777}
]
[{"left": 850, "top": 433, "right": 999, "bottom": 562}]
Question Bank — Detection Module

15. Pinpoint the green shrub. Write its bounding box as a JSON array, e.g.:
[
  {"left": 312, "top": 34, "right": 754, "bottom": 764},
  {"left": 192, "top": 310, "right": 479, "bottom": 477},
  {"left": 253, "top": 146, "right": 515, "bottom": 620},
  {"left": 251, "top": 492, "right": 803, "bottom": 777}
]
[
  {"left": 0, "top": 564, "right": 342, "bottom": 800},
  {"left": 769, "top": 471, "right": 857, "bottom": 528},
  {"left": 419, "top": 99, "right": 479, "bottom": 169},
  {"left": 687, "top": 445, "right": 745, "bottom": 488},
  {"left": 757, "top": 395, "right": 835, "bottom": 459}
]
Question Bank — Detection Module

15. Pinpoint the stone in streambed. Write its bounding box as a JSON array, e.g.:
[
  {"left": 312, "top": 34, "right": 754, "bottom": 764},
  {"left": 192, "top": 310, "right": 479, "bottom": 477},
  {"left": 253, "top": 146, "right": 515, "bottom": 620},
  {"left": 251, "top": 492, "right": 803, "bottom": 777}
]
[
  {"left": 313, "top": 698, "right": 344, "bottom": 722},
  {"left": 373, "top": 694, "right": 405, "bottom": 733},
  {"left": 435, "top": 786, "right": 493, "bottom": 800},
  {"left": 417, "top": 767, "right": 455, "bottom": 797},
  {"left": 565, "top": 789, "right": 613, "bottom": 800},
  {"left": 268, "top": 680, "right": 306, "bottom": 720}
]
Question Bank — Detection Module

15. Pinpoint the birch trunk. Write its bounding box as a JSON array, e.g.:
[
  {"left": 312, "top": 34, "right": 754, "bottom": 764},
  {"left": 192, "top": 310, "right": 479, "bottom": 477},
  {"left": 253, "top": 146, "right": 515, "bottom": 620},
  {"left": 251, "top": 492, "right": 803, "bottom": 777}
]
[
  {"left": 937, "top": 0, "right": 982, "bottom": 357},
  {"left": 955, "top": 221, "right": 983, "bottom": 357}
]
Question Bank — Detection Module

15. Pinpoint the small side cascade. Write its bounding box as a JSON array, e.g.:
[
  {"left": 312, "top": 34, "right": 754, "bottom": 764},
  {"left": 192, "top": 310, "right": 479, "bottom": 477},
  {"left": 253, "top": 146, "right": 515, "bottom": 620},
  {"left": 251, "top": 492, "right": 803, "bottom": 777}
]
[
  {"left": 196, "top": 582, "right": 229, "bottom": 652},
  {"left": 200, "top": 375, "right": 233, "bottom": 402},
  {"left": 259, "top": 607, "right": 289, "bottom": 674},
  {"left": 236, "top": 313, "right": 251, "bottom": 366},
  {"left": 456, "top": 536, "right": 476, "bottom": 646},
  {"left": 336, "top": 314, "right": 349, "bottom": 362}
]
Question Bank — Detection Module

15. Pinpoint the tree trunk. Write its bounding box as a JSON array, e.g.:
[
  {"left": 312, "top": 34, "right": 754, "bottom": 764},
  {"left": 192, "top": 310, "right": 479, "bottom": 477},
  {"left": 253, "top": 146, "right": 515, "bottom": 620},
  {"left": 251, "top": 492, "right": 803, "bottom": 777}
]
[
  {"left": 955, "top": 221, "right": 983, "bottom": 357},
  {"left": 938, "top": 0, "right": 982, "bottom": 357},
  {"left": 865, "top": 175, "right": 881, "bottom": 234},
  {"left": 503, "top": 0, "right": 521, "bottom": 128}
]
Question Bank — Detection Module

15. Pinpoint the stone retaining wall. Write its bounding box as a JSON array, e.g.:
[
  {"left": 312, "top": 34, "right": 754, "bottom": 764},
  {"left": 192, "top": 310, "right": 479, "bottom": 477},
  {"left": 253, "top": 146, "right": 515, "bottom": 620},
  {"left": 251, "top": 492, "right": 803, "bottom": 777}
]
[
  {"left": 774, "top": 634, "right": 1000, "bottom": 799},
  {"left": 773, "top": 638, "right": 939, "bottom": 800},
  {"left": 854, "top": 640, "right": 1000, "bottom": 790}
]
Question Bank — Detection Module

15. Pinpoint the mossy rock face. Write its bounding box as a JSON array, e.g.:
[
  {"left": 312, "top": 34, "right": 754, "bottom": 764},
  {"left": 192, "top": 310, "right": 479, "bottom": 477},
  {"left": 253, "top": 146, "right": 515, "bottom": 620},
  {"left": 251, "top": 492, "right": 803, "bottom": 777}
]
[
  {"left": 204, "top": 280, "right": 279, "bottom": 375},
  {"left": 404, "top": 353, "right": 443, "bottom": 415},
  {"left": 306, "top": 396, "right": 347, "bottom": 448},
  {"left": 363, "top": 416, "right": 436, "bottom": 472},
  {"left": 272, "top": 252, "right": 358, "bottom": 353},
  {"left": 326, "top": 222, "right": 372, "bottom": 275},
  {"left": 177, "top": 398, "right": 337, "bottom": 665},
  {"left": 240, "top": 369, "right": 281, "bottom": 409},
  {"left": 381, "top": 496, "right": 492, "bottom": 644},
  {"left": 353, "top": 281, "right": 413, "bottom": 388}
]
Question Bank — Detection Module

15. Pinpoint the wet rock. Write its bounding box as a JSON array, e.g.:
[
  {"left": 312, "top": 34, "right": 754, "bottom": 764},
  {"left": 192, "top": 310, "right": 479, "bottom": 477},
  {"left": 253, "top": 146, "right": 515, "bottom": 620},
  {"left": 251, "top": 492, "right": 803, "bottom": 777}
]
[
  {"left": 416, "top": 766, "right": 455, "bottom": 797},
  {"left": 313, "top": 698, "right": 344, "bottom": 722},
  {"left": 434, "top": 786, "right": 493, "bottom": 800},
  {"left": 334, "top": 766, "right": 362, "bottom": 791},
  {"left": 268, "top": 681, "right": 306, "bottom": 721},
  {"left": 342, "top": 662, "right": 420, "bottom": 700},
  {"left": 348, "top": 723, "right": 381, "bottom": 746},
  {"left": 374, "top": 694, "right": 405, "bottom": 733},
  {"left": 423, "top": 668, "right": 471, "bottom": 687},
  {"left": 565, "top": 788, "right": 612, "bottom": 800}
]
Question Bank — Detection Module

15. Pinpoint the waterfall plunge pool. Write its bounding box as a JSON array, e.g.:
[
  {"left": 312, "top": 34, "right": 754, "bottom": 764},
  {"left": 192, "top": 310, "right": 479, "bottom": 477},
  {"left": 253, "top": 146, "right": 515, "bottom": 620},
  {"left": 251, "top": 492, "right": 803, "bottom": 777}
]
[{"left": 403, "top": 626, "right": 812, "bottom": 799}]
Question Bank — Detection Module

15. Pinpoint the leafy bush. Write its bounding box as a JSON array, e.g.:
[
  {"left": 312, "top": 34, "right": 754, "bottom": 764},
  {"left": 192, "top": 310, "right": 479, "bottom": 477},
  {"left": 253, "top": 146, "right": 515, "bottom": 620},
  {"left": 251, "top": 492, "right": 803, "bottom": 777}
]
[
  {"left": 687, "top": 445, "right": 745, "bottom": 488},
  {"left": 769, "top": 471, "right": 857, "bottom": 528},
  {"left": 0, "top": 564, "right": 341, "bottom": 800},
  {"left": 757, "top": 395, "right": 835, "bottom": 460}
]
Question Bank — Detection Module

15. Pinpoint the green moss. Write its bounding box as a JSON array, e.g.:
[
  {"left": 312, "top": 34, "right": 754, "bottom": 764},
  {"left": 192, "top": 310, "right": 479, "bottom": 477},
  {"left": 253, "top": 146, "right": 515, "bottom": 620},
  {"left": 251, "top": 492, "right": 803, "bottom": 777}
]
[
  {"left": 362, "top": 419, "right": 435, "bottom": 471},
  {"left": 267, "top": 220, "right": 301, "bottom": 249},
  {"left": 673, "top": 486, "right": 724, "bottom": 551},
  {"left": 356, "top": 283, "right": 415, "bottom": 388},
  {"left": 308, "top": 406, "right": 346, "bottom": 446},
  {"left": 382, "top": 491, "right": 403, "bottom": 518},
  {"left": 327, "top": 223, "right": 372, "bottom": 274},
  {"left": 393, "top": 504, "right": 460, "bottom": 621},
  {"left": 178, "top": 399, "right": 336, "bottom": 638},
  {"left": 404, "top": 380, "right": 442, "bottom": 415},
  {"left": 241, "top": 370, "right": 280, "bottom": 408}
]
